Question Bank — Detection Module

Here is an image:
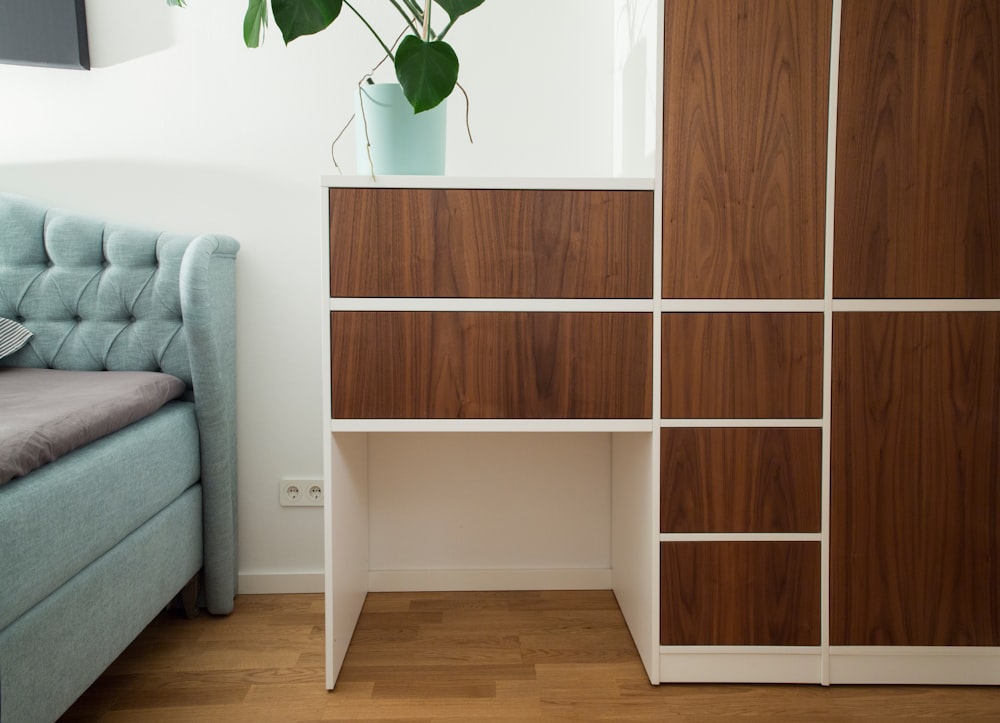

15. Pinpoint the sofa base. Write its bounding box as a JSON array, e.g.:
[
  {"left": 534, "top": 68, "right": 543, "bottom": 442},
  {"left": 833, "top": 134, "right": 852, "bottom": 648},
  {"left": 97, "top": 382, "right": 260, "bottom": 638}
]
[{"left": 0, "top": 486, "right": 202, "bottom": 723}]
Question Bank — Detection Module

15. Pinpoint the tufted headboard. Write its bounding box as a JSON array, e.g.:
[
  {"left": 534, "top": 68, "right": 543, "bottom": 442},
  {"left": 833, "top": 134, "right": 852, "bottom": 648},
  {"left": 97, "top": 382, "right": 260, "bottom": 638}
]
[
  {"left": 0, "top": 193, "right": 235, "bottom": 388},
  {"left": 0, "top": 192, "right": 240, "bottom": 613}
]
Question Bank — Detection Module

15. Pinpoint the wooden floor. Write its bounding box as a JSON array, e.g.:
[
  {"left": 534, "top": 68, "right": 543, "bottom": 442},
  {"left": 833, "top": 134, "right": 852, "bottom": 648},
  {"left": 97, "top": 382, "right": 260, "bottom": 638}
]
[{"left": 60, "top": 591, "right": 1000, "bottom": 722}]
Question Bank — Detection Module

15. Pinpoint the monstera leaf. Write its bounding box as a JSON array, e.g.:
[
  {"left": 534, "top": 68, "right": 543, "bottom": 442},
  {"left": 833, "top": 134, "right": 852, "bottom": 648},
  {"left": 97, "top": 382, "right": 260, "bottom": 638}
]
[
  {"left": 394, "top": 35, "right": 459, "bottom": 113},
  {"left": 434, "top": 0, "right": 485, "bottom": 22},
  {"left": 243, "top": 0, "right": 342, "bottom": 47},
  {"left": 196, "top": 0, "right": 487, "bottom": 112},
  {"left": 243, "top": 0, "right": 268, "bottom": 47}
]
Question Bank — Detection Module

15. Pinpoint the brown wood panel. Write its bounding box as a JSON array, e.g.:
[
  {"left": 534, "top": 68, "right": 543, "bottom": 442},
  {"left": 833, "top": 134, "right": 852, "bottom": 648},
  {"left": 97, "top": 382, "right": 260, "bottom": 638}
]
[
  {"left": 661, "top": 312, "right": 824, "bottom": 418},
  {"left": 329, "top": 189, "right": 654, "bottom": 299},
  {"left": 660, "top": 542, "right": 821, "bottom": 646},
  {"left": 661, "top": 0, "right": 830, "bottom": 299},
  {"left": 660, "top": 427, "right": 822, "bottom": 533},
  {"left": 831, "top": 312, "right": 1000, "bottom": 646},
  {"left": 330, "top": 312, "right": 652, "bottom": 419},
  {"left": 834, "top": 0, "right": 1000, "bottom": 298}
]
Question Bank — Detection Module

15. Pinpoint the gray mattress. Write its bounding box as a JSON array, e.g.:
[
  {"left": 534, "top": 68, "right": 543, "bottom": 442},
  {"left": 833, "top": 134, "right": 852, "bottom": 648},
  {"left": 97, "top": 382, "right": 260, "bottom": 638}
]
[{"left": 0, "top": 367, "right": 186, "bottom": 485}]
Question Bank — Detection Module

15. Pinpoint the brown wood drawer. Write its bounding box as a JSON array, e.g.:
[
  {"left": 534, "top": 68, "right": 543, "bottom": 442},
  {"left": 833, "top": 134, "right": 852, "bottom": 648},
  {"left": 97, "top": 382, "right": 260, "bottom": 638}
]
[
  {"left": 330, "top": 311, "right": 652, "bottom": 419},
  {"left": 834, "top": 0, "right": 1000, "bottom": 299},
  {"left": 661, "top": 312, "right": 824, "bottom": 418},
  {"left": 661, "top": 427, "right": 822, "bottom": 533},
  {"left": 660, "top": 542, "right": 821, "bottom": 646},
  {"left": 831, "top": 312, "right": 1000, "bottom": 646},
  {"left": 328, "top": 188, "right": 653, "bottom": 299}
]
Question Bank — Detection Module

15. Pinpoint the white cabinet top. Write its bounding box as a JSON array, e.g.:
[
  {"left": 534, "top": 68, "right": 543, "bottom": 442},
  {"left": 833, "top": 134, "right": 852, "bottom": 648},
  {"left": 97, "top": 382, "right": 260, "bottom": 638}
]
[{"left": 320, "top": 175, "right": 655, "bottom": 191}]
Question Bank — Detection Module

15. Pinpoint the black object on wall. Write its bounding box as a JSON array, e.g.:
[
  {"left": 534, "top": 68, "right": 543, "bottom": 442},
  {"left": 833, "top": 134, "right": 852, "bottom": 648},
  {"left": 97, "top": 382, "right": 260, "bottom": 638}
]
[{"left": 0, "top": 0, "right": 90, "bottom": 70}]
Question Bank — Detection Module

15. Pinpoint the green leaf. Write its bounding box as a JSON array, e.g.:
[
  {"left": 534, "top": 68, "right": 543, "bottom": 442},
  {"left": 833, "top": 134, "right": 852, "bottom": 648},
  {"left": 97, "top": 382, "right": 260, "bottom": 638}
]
[
  {"left": 394, "top": 35, "right": 459, "bottom": 113},
  {"left": 243, "top": 0, "right": 268, "bottom": 48},
  {"left": 166, "top": 0, "right": 186, "bottom": 7},
  {"left": 272, "top": 0, "right": 343, "bottom": 45},
  {"left": 433, "top": 0, "right": 485, "bottom": 22}
]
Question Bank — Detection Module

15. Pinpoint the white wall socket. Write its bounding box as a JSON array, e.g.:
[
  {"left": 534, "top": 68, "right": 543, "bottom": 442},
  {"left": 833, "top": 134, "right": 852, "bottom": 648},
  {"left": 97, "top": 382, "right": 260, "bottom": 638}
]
[{"left": 280, "top": 479, "right": 323, "bottom": 507}]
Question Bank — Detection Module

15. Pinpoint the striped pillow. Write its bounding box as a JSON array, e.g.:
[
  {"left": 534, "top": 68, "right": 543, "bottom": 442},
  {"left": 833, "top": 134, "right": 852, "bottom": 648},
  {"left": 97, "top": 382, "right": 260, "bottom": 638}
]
[{"left": 0, "top": 317, "right": 32, "bottom": 359}]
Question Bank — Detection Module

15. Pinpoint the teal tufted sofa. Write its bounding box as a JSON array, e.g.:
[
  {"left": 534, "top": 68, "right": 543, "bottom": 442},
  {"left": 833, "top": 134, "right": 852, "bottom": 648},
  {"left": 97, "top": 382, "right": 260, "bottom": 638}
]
[{"left": 0, "top": 193, "right": 239, "bottom": 723}]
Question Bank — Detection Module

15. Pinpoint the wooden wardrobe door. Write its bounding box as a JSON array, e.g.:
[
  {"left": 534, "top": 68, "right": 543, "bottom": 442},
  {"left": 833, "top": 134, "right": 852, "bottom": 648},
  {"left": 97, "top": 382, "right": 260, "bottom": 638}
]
[
  {"left": 835, "top": 0, "right": 1000, "bottom": 298},
  {"left": 831, "top": 312, "right": 1000, "bottom": 646},
  {"left": 662, "top": 0, "right": 831, "bottom": 299}
]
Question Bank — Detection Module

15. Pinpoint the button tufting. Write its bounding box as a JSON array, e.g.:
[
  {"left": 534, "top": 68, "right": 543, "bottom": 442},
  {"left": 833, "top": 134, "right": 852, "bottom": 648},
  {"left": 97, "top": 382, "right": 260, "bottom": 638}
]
[
  {"left": 129, "top": 315, "right": 137, "bottom": 323},
  {"left": 73, "top": 315, "right": 82, "bottom": 322}
]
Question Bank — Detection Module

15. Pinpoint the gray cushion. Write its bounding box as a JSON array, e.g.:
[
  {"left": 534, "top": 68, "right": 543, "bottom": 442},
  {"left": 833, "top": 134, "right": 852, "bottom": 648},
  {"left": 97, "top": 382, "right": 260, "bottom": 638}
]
[{"left": 0, "top": 368, "right": 186, "bottom": 485}]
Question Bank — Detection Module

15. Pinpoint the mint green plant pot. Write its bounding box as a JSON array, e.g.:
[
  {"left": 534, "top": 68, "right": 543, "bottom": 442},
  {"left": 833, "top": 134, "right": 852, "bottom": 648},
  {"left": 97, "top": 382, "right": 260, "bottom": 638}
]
[{"left": 355, "top": 83, "right": 447, "bottom": 175}]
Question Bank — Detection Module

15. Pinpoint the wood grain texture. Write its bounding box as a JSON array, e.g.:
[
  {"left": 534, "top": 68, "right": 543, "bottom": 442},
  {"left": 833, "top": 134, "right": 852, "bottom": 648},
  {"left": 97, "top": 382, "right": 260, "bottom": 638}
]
[
  {"left": 330, "top": 311, "right": 652, "bottom": 419},
  {"left": 835, "top": 0, "right": 1000, "bottom": 298},
  {"left": 61, "top": 592, "right": 1000, "bottom": 721},
  {"left": 661, "top": 312, "right": 824, "bottom": 418},
  {"left": 329, "top": 189, "right": 654, "bottom": 299},
  {"left": 662, "top": 0, "right": 830, "bottom": 299},
  {"left": 661, "top": 427, "right": 822, "bottom": 533},
  {"left": 660, "top": 542, "right": 821, "bottom": 646},
  {"left": 831, "top": 312, "right": 1000, "bottom": 646}
]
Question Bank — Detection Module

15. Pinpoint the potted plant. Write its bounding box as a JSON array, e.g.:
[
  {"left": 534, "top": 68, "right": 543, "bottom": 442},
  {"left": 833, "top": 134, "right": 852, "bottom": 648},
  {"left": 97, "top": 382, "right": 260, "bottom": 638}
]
[{"left": 169, "top": 0, "right": 486, "bottom": 174}]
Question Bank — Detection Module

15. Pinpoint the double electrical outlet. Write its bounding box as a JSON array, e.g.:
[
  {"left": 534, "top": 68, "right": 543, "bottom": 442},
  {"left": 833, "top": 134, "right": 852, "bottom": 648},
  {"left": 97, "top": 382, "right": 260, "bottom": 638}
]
[{"left": 280, "top": 478, "right": 324, "bottom": 507}]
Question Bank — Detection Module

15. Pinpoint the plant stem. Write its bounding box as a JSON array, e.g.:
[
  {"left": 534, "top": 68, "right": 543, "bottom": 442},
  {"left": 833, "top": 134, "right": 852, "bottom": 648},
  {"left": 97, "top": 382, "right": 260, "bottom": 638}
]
[
  {"left": 399, "top": 0, "right": 423, "bottom": 19},
  {"left": 438, "top": 17, "right": 456, "bottom": 39},
  {"left": 422, "top": 0, "right": 431, "bottom": 40},
  {"left": 456, "top": 81, "right": 474, "bottom": 143},
  {"left": 391, "top": 0, "right": 423, "bottom": 31},
  {"left": 400, "top": 0, "right": 440, "bottom": 39},
  {"left": 343, "top": 1, "right": 398, "bottom": 58}
]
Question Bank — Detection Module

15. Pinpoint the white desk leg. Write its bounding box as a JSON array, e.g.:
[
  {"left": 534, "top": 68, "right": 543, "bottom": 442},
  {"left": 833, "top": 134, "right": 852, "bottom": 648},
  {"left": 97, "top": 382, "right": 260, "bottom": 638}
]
[
  {"left": 611, "top": 431, "right": 657, "bottom": 684},
  {"left": 325, "top": 431, "right": 369, "bottom": 690}
]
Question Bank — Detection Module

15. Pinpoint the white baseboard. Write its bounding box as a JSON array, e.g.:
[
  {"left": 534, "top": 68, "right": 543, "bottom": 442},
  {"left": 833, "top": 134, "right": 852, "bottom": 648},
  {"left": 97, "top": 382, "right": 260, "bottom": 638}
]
[
  {"left": 659, "top": 647, "right": 823, "bottom": 684},
  {"left": 237, "top": 568, "right": 613, "bottom": 595},
  {"left": 368, "top": 568, "right": 613, "bottom": 592},
  {"left": 655, "top": 646, "right": 1000, "bottom": 685},
  {"left": 238, "top": 572, "right": 324, "bottom": 594},
  {"left": 830, "top": 647, "right": 1000, "bottom": 685}
]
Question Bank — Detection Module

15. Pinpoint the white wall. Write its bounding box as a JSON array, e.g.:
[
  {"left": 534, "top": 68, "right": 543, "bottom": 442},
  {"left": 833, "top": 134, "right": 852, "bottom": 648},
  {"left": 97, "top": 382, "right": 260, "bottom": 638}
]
[
  {"left": 613, "top": 0, "right": 659, "bottom": 176},
  {"left": 368, "top": 433, "right": 612, "bottom": 578},
  {"left": 0, "top": 0, "right": 650, "bottom": 591}
]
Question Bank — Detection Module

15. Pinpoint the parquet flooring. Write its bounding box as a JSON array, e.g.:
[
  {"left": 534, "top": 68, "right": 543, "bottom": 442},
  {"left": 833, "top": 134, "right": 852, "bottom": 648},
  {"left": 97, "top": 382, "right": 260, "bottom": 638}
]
[{"left": 60, "top": 591, "right": 1000, "bottom": 721}]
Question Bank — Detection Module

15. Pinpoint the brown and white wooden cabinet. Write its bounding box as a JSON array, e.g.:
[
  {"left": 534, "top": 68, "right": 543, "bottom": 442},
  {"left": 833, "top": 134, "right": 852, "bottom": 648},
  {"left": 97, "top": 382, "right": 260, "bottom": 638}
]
[
  {"left": 828, "top": 0, "right": 1000, "bottom": 683},
  {"left": 658, "top": 0, "right": 831, "bottom": 683},
  {"left": 320, "top": 179, "right": 659, "bottom": 688},
  {"left": 657, "top": 0, "right": 999, "bottom": 685},
  {"left": 322, "top": 0, "right": 999, "bottom": 691}
]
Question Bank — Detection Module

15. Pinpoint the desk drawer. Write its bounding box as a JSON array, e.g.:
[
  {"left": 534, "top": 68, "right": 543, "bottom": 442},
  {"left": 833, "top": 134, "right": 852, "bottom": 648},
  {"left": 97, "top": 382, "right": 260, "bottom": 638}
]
[
  {"left": 660, "top": 542, "right": 821, "bottom": 646},
  {"left": 661, "top": 312, "right": 824, "bottom": 418},
  {"left": 328, "top": 188, "right": 653, "bottom": 299},
  {"left": 661, "top": 427, "right": 822, "bottom": 533},
  {"left": 330, "top": 311, "right": 652, "bottom": 418}
]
